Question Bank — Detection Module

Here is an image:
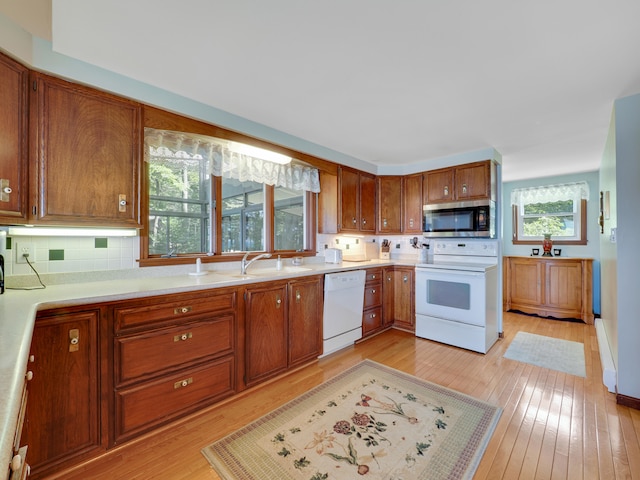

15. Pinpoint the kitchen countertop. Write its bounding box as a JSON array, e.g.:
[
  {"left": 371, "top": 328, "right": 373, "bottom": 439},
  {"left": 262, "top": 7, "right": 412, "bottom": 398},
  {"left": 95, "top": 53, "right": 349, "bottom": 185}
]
[{"left": 0, "top": 257, "right": 404, "bottom": 473}]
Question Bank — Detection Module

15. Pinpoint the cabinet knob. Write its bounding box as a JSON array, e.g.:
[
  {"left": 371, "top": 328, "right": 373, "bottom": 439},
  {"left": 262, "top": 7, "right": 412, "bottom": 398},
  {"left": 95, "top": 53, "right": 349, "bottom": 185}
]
[
  {"left": 25, "top": 371, "right": 33, "bottom": 381},
  {"left": 174, "top": 377, "right": 193, "bottom": 389},
  {"left": 10, "top": 453, "right": 22, "bottom": 471},
  {"left": 371, "top": 289, "right": 376, "bottom": 294},
  {"left": 118, "top": 194, "right": 127, "bottom": 212},
  {"left": 409, "top": 218, "right": 414, "bottom": 227},
  {"left": 29, "top": 354, "right": 35, "bottom": 363},
  {"left": 174, "top": 332, "right": 193, "bottom": 342},
  {"left": 296, "top": 290, "right": 301, "bottom": 302},
  {"left": 403, "top": 275, "right": 408, "bottom": 283},
  {"left": 352, "top": 217, "right": 357, "bottom": 224},
  {"left": 444, "top": 185, "right": 449, "bottom": 196},
  {"left": 462, "top": 183, "right": 468, "bottom": 194},
  {"left": 370, "top": 313, "right": 376, "bottom": 318},
  {"left": 69, "top": 328, "right": 80, "bottom": 352},
  {"left": 3, "top": 186, "right": 12, "bottom": 194},
  {"left": 371, "top": 274, "right": 376, "bottom": 279},
  {"left": 362, "top": 218, "right": 367, "bottom": 225},
  {"left": 276, "top": 296, "right": 282, "bottom": 307}
]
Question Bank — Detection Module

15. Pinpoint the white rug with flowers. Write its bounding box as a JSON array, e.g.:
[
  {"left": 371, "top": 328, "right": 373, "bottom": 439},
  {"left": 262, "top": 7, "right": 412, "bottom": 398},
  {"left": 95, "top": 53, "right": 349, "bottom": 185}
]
[{"left": 202, "top": 360, "right": 501, "bottom": 479}]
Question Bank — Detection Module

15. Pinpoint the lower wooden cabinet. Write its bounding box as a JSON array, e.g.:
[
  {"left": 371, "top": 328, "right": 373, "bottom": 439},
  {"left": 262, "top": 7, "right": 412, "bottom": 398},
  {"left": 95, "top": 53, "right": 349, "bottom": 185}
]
[
  {"left": 383, "top": 266, "right": 415, "bottom": 332},
  {"left": 504, "top": 256, "right": 594, "bottom": 324},
  {"left": 23, "top": 307, "right": 104, "bottom": 480},
  {"left": 111, "top": 288, "right": 238, "bottom": 444},
  {"left": 245, "top": 275, "right": 323, "bottom": 386},
  {"left": 362, "top": 268, "right": 384, "bottom": 337}
]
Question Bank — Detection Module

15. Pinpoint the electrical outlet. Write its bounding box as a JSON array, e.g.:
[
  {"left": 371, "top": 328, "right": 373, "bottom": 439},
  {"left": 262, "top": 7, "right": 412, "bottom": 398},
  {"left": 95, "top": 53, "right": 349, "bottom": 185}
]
[{"left": 16, "top": 242, "right": 35, "bottom": 264}]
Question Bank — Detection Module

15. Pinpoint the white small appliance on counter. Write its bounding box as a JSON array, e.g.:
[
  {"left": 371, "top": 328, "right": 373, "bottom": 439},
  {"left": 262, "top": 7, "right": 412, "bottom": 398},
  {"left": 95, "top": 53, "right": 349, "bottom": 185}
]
[{"left": 324, "top": 248, "right": 342, "bottom": 263}]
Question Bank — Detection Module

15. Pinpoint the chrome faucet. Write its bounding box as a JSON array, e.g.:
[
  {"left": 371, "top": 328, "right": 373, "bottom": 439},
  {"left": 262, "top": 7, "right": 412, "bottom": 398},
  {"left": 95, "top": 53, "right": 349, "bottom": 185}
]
[{"left": 241, "top": 252, "right": 272, "bottom": 274}]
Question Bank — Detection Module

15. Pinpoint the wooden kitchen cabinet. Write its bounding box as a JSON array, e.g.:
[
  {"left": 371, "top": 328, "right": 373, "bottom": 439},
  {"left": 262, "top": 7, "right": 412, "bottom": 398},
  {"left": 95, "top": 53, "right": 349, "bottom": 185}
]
[
  {"left": 0, "top": 52, "right": 29, "bottom": 223},
  {"left": 245, "top": 275, "right": 324, "bottom": 386},
  {"left": 403, "top": 173, "right": 424, "bottom": 234},
  {"left": 339, "top": 167, "right": 376, "bottom": 233},
  {"left": 23, "top": 307, "right": 104, "bottom": 479},
  {"left": 362, "top": 268, "right": 384, "bottom": 337},
  {"left": 29, "top": 72, "right": 142, "bottom": 227},
  {"left": 383, "top": 266, "right": 415, "bottom": 332},
  {"left": 377, "top": 176, "right": 402, "bottom": 233},
  {"left": 424, "top": 160, "right": 492, "bottom": 204},
  {"left": 318, "top": 171, "right": 338, "bottom": 234},
  {"left": 112, "top": 289, "right": 238, "bottom": 444},
  {"left": 288, "top": 276, "right": 324, "bottom": 367},
  {"left": 504, "top": 256, "right": 594, "bottom": 324}
]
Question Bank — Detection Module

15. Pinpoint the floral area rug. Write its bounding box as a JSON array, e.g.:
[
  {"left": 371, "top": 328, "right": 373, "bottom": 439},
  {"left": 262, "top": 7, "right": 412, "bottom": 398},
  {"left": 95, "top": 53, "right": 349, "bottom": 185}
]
[
  {"left": 202, "top": 360, "right": 501, "bottom": 479},
  {"left": 504, "top": 331, "right": 586, "bottom": 377}
]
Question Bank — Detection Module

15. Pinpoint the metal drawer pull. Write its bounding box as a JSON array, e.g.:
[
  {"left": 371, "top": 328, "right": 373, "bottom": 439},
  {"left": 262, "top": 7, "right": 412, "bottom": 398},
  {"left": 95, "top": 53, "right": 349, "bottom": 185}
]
[
  {"left": 174, "top": 306, "right": 192, "bottom": 314},
  {"left": 174, "top": 332, "right": 193, "bottom": 342},
  {"left": 296, "top": 290, "right": 301, "bottom": 302},
  {"left": 174, "top": 377, "right": 193, "bottom": 389}
]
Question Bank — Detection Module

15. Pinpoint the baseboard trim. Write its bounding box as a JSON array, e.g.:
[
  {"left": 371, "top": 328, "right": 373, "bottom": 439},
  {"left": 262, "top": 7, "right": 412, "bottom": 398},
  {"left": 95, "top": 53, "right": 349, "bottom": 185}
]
[
  {"left": 617, "top": 393, "right": 640, "bottom": 410},
  {"left": 595, "top": 318, "right": 617, "bottom": 393}
]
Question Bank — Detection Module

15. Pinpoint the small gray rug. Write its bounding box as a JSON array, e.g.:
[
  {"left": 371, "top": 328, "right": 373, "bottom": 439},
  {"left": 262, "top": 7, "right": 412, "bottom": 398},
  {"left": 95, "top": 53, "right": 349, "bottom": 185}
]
[{"left": 504, "top": 332, "right": 586, "bottom": 377}]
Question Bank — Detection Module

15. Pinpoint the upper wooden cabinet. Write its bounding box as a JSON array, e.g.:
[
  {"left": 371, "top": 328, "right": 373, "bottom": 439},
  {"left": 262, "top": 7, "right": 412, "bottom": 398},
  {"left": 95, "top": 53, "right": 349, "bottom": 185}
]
[
  {"left": 424, "top": 160, "right": 492, "bottom": 204},
  {"left": 403, "top": 173, "right": 423, "bottom": 234},
  {"left": 29, "top": 72, "right": 142, "bottom": 227},
  {"left": 377, "top": 176, "right": 402, "bottom": 233},
  {"left": 0, "top": 52, "right": 29, "bottom": 223},
  {"left": 339, "top": 167, "right": 376, "bottom": 233}
]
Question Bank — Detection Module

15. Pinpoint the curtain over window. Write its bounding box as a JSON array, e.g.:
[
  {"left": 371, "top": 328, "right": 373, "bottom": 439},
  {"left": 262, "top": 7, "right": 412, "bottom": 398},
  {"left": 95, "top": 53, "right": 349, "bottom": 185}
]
[
  {"left": 511, "top": 181, "right": 589, "bottom": 207},
  {"left": 144, "top": 128, "right": 321, "bottom": 193}
]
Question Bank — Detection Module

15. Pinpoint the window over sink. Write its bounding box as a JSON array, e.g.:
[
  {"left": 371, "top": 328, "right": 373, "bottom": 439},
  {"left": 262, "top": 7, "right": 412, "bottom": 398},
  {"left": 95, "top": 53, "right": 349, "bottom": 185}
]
[{"left": 143, "top": 128, "right": 319, "bottom": 261}]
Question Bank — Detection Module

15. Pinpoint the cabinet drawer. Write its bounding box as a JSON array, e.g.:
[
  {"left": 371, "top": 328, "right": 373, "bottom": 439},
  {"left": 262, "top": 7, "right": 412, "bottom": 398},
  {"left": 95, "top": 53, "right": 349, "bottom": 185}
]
[
  {"left": 365, "top": 268, "right": 382, "bottom": 284},
  {"left": 115, "top": 356, "right": 235, "bottom": 441},
  {"left": 363, "top": 283, "right": 382, "bottom": 308},
  {"left": 363, "top": 306, "right": 382, "bottom": 335},
  {"left": 115, "top": 315, "right": 234, "bottom": 385},
  {"left": 114, "top": 290, "right": 236, "bottom": 331}
]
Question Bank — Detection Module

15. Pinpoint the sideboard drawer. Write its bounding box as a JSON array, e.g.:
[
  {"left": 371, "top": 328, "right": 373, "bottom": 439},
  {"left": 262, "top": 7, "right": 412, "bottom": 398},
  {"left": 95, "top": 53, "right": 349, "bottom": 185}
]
[{"left": 115, "top": 315, "right": 234, "bottom": 385}]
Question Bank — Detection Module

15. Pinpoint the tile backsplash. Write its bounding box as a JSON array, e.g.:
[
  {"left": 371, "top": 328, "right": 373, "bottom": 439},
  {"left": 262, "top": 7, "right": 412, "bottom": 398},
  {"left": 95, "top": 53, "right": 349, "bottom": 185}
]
[{"left": 1, "top": 235, "right": 139, "bottom": 277}]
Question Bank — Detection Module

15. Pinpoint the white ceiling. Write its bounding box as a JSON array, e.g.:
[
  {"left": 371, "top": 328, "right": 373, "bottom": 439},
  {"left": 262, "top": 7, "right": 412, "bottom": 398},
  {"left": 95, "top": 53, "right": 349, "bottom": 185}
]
[{"left": 4, "top": 0, "right": 640, "bottom": 181}]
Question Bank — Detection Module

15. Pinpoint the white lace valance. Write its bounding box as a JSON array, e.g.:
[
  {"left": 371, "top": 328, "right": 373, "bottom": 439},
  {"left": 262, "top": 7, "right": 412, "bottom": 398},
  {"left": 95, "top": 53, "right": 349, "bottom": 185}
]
[
  {"left": 511, "top": 181, "right": 590, "bottom": 206},
  {"left": 144, "top": 128, "right": 321, "bottom": 193}
]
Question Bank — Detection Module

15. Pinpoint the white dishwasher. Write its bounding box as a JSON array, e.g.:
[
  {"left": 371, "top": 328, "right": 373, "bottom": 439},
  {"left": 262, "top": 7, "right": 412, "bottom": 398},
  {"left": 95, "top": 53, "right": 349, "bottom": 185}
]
[{"left": 319, "top": 270, "right": 366, "bottom": 358}]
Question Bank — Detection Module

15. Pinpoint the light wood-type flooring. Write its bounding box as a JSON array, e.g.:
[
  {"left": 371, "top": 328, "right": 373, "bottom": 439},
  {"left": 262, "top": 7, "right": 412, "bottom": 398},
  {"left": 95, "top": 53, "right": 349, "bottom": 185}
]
[{"left": 47, "top": 311, "right": 640, "bottom": 479}]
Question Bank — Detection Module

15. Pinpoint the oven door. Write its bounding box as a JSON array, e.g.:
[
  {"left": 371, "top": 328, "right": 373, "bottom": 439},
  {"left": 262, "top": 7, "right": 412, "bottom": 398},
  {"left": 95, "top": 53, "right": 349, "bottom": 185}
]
[{"left": 415, "top": 267, "right": 487, "bottom": 326}]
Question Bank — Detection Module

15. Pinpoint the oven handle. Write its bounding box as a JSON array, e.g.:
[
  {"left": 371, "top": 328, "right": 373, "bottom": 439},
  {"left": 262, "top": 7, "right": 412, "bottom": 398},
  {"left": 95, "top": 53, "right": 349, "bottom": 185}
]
[{"left": 415, "top": 268, "right": 486, "bottom": 278}]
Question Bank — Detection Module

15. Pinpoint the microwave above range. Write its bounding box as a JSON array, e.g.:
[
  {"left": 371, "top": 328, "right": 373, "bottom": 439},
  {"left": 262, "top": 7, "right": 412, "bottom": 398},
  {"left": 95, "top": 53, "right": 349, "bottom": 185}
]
[{"left": 423, "top": 200, "right": 495, "bottom": 238}]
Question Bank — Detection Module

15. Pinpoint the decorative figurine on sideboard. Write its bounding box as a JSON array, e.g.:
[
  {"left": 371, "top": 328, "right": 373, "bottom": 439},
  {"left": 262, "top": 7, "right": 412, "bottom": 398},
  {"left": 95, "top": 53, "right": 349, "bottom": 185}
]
[{"left": 542, "top": 233, "right": 553, "bottom": 256}]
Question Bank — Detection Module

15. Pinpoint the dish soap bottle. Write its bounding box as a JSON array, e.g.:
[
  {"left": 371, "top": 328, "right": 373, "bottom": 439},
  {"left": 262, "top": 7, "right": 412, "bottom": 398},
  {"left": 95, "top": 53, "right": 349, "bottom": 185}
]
[{"left": 276, "top": 255, "right": 282, "bottom": 271}]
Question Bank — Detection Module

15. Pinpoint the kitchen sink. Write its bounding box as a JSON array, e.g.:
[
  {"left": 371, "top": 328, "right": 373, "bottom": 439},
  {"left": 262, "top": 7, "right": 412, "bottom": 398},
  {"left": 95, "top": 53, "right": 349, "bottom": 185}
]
[{"left": 245, "top": 266, "right": 312, "bottom": 276}]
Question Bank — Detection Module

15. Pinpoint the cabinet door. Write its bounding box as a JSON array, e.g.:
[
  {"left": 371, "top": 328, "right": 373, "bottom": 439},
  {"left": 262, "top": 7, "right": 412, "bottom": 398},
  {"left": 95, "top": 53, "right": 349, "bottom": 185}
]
[
  {"left": 377, "top": 176, "right": 402, "bottom": 233},
  {"left": 0, "top": 52, "right": 29, "bottom": 223},
  {"left": 339, "top": 167, "right": 359, "bottom": 232},
  {"left": 318, "top": 171, "right": 338, "bottom": 234},
  {"left": 545, "top": 261, "right": 583, "bottom": 312},
  {"left": 359, "top": 172, "right": 376, "bottom": 233},
  {"left": 454, "top": 161, "right": 490, "bottom": 200},
  {"left": 245, "top": 283, "right": 288, "bottom": 386},
  {"left": 30, "top": 73, "right": 142, "bottom": 226},
  {"left": 394, "top": 268, "right": 415, "bottom": 331},
  {"left": 288, "top": 276, "right": 323, "bottom": 366},
  {"left": 424, "top": 168, "right": 454, "bottom": 204},
  {"left": 23, "top": 309, "right": 102, "bottom": 477},
  {"left": 508, "top": 258, "right": 544, "bottom": 306},
  {"left": 403, "top": 174, "right": 423, "bottom": 233},
  {"left": 383, "top": 267, "right": 415, "bottom": 331}
]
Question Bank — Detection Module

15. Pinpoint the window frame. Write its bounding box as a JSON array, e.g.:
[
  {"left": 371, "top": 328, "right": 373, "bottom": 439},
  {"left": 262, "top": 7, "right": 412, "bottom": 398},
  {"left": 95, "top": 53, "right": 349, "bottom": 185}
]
[
  {"left": 511, "top": 199, "right": 588, "bottom": 245},
  {"left": 139, "top": 131, "right": 319, "bottom": 267}
]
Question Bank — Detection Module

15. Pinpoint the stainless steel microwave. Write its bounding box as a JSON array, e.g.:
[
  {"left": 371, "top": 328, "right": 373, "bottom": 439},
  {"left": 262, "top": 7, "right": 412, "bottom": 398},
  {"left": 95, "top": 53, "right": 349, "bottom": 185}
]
[{"left": 423, "top": 200, "right": 495, "bottom": 238}]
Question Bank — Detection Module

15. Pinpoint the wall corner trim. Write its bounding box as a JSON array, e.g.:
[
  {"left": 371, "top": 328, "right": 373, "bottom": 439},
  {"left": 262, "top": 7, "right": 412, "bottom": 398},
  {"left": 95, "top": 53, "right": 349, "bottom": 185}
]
[{"left": 595, "top": 318, "right": 617, "bottom": 393}]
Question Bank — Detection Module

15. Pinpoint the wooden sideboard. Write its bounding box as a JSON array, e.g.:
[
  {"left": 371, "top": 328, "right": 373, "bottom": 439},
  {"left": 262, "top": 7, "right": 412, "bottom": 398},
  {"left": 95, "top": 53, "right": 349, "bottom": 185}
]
[{"left": 503, "top": 256, "right": 594, "bottom": 324}]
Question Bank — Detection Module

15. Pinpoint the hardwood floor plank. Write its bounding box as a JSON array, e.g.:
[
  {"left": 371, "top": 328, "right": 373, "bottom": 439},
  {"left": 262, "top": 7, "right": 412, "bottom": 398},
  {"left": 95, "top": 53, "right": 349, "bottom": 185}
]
[{"left": 44, "top": 312, "right": 639, "bottom": 480}]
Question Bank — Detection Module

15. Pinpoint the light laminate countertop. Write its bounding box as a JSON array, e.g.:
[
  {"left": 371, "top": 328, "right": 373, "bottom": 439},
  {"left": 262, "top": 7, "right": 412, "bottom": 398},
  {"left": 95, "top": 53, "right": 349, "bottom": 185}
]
[{"left": 0, "top": 258, "right": 404, "bottom": 473}]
